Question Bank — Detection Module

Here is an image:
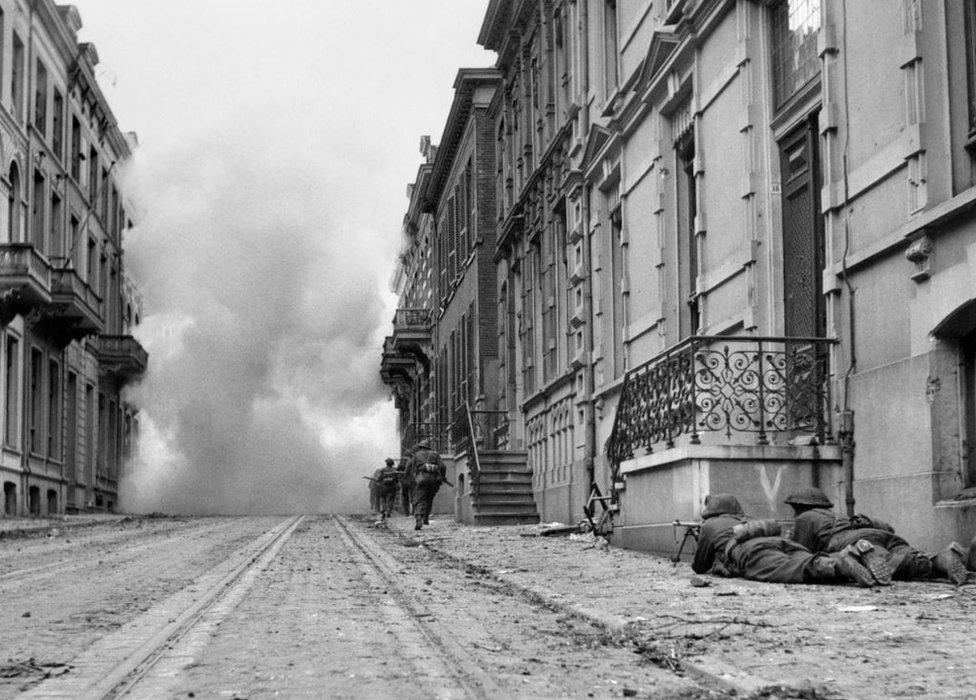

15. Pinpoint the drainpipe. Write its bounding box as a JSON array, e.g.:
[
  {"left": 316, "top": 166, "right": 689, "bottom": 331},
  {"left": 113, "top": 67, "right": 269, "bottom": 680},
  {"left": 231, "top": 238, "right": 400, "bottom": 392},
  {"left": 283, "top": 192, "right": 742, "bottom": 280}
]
[{"left": 838, "top": 0, "right": 856, "bottom": 518}]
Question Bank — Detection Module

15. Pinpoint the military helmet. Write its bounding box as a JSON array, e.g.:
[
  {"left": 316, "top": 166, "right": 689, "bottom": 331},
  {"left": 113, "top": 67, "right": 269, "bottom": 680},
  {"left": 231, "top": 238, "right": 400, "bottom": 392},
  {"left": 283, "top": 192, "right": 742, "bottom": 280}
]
[
  {"left": 701, "top": 493, "right": 745, "bottom": 519},
  {"left": 784, "top": 486, "right": 833, "bottom": 508},
  {"left": 385, "top": 457, "right": 395, "bottom": 466}
]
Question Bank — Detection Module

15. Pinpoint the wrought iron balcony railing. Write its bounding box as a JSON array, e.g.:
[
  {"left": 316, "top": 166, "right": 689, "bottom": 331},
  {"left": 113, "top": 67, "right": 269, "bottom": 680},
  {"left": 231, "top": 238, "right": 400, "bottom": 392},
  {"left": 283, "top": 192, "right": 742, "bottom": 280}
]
[{"left": 606, "top": 335, "right": 835, "bottom": 474}]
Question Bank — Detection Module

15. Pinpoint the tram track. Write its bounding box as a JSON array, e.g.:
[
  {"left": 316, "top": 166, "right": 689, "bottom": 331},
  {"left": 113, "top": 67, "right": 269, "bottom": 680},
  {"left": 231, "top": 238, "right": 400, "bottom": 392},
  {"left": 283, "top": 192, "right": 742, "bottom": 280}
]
[
  {"left": 19, "top": 515, "right": 304, "bottom": 699},
  {"left": 331, "top": 515, "right": 501, "bottom": 700}
]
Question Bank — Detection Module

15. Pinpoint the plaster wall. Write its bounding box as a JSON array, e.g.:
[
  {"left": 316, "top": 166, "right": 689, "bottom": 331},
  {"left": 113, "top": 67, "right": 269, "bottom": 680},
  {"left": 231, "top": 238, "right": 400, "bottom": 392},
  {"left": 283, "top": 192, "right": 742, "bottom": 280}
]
[{"left": 613, "top": 444, "right": 842, "bottom": 555}]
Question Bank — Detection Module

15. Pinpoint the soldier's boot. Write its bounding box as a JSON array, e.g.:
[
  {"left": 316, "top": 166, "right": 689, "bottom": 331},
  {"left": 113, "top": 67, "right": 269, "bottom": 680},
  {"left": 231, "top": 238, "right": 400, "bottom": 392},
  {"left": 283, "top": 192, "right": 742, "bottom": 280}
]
[
  {"left": 424, "top": 515, "right": 430, "bottom": 525},
  {"left": 414, "top": 513, "right": 423, "bottom": 531},
  {"left": 806, "top": 555, "right": 841, "bottom": 583},
  {"left": 965, "top": 535, "right": 976, "bottom": 572},
  {"left": 932, "top": 542, "right": 968, "bottom": 585},
  {"left": 831, "top": 540, "right": 887, "bottom": 587},
  {"left": 851, "top": 539, "right": 893, "bottom": 585}
]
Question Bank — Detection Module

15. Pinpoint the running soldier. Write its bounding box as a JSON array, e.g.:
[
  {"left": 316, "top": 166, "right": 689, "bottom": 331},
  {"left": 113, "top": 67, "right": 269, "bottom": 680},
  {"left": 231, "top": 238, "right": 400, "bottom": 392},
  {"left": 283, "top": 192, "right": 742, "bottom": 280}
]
[
  {"left": 404, "top": 439, "right": 446, "bottom": 531},
  {"left": 692, "top": 493, "right": 883, "bottom": 587},
  {"left": 785, "top": 486, "right": 969, "bottom": 585},
  {"left": 376, "top": 458, "right": 400, "bottom": 521}
]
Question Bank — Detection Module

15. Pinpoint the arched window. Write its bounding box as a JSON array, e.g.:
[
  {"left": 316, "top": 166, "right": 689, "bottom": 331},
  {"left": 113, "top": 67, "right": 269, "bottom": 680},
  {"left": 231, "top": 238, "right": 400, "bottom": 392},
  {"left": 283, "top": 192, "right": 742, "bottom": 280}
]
[{"left": 8, "top": 162, "right": 20, "bottom": 242}]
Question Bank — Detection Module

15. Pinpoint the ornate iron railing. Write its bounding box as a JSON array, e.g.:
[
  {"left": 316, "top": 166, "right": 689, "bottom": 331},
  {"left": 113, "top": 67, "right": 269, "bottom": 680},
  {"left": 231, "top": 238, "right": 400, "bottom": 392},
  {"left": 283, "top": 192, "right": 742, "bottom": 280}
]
[{"left": 606, "top": 335, "right": 835, "bottom": 475}]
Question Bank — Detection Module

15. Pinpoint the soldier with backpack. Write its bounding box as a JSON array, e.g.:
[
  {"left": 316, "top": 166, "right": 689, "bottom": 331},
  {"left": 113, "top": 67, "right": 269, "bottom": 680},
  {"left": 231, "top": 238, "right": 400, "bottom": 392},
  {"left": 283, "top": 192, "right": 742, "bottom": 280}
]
[
  {"left": 375, "top": 458, "right": 400, "bottom": 521},
  {"left": 404, "top": 439, "right": 447, "bottom": 531}
]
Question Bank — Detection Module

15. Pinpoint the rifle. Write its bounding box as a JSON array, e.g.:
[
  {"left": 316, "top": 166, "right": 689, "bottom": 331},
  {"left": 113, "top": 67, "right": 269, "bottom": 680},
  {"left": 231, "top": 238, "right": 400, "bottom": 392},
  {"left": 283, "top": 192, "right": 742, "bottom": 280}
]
[
  {"left": 362, "top": 476, "right": 377, "bottom": 482},
  {"left": 671, "top": 520, "right": 701, "bottom": 564}
]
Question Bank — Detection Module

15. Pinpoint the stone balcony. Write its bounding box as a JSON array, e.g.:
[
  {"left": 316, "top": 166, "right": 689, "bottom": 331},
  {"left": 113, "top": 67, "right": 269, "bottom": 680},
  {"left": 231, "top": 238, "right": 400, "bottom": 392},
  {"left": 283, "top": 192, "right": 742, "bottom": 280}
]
[
  {"left": 93, "top": 334, "right": 148, "bottom": 382},
  {"left": 390, "top": 308, "right": 433, "bottom": 364},
  {"left": 47, "top": 268, "right": 103, "bottom": 337},
  {"left": 0, "top": 243, "right": 53, "bottom": 322}
]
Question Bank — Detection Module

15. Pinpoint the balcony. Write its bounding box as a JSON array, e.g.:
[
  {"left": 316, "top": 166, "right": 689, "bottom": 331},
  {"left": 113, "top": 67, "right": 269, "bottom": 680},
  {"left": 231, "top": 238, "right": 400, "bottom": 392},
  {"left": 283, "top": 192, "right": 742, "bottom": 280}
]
[
  {"left": 380, "top": 336, "right": 415, "bottom": 387},
  {"left": 0, "top": 243, "right": 52, "bottom": 321},
  {"left": 94, "top": 335, "right": 148, "bottom": 382},
  {"left": 606, "top": 335, "right": 835, "bottom": 470},
  {"left": 390, "top": 307, "right": 433, "bottom": 368},
  {"left": 48, "top": 268, "right": 103, "bottom": 335}
]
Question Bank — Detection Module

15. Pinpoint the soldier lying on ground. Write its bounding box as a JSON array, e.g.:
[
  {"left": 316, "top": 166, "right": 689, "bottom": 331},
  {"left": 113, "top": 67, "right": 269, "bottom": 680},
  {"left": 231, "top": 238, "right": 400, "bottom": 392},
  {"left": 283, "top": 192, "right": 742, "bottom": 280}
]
[
  {"left": 376, "top": 458, "right": 400, "bottom": 521},
  {"left": 404, "top": 439, "right": 446, "bottom": 531},
  {"left": 691, "top": 493, "right": 884, "bottom": 587},
  {"left": 785, "top": 487, "right": 969, "bottom": 585}
]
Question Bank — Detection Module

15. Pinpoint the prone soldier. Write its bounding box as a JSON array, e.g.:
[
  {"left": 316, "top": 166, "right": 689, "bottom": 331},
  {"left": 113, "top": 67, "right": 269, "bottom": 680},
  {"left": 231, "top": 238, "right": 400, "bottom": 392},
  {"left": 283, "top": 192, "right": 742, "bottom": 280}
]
[
  {"left": 785, "top": 486, "right": 969, "bottom": 585},
  {"left": 692, "top": 493, "right": 884, "bottom": 587}
]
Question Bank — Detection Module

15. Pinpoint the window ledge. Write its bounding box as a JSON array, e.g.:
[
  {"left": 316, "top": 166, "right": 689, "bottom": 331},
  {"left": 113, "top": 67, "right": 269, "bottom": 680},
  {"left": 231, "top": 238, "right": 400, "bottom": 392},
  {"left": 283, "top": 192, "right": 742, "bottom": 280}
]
[{"left": 934, "top": 497, "right": 976, "bottom": 510}]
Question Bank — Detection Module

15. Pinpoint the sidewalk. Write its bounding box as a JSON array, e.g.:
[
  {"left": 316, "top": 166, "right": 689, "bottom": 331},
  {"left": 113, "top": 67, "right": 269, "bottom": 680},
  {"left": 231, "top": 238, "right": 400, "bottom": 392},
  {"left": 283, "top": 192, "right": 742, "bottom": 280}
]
[
  {"left": 0, "top": 513, "right": 129, "bottom": 538},
  {"left": 383, "top": 514, "right": 975, "bottom": 700}
]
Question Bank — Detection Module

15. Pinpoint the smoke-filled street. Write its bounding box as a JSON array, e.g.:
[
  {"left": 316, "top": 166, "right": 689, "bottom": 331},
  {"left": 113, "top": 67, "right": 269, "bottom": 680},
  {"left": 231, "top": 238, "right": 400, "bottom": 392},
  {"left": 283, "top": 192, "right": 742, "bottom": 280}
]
[{"left": 2, "top": 514, "right": 974, "bottom": 699}]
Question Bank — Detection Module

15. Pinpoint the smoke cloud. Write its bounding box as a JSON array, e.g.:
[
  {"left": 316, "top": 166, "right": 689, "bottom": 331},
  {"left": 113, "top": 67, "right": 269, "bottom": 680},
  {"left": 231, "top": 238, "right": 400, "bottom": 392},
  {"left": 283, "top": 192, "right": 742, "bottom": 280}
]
[{"left": 119, "top": 103, "right": 399, "bottom": 514}]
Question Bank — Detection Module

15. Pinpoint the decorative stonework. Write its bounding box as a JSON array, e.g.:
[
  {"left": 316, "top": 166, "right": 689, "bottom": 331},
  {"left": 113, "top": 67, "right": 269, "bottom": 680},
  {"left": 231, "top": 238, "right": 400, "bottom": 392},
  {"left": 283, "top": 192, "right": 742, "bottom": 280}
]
[{"left": 905, "top": 233, "right": 933, "bottom": 282}]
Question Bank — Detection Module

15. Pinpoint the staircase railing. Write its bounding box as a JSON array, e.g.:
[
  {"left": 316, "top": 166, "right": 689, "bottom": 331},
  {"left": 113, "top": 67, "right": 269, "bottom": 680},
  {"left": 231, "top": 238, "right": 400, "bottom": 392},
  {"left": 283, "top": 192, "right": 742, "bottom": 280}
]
[{"left": 452, "top": 404, "right": 511, "bottom": 499}]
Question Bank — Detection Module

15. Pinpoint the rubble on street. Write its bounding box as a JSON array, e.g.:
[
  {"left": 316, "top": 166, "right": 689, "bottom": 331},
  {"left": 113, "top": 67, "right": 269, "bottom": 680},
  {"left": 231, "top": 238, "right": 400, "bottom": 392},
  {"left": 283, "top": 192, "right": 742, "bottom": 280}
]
[{"left": 384, "top": 515, "right": 976, "bottom": 699}]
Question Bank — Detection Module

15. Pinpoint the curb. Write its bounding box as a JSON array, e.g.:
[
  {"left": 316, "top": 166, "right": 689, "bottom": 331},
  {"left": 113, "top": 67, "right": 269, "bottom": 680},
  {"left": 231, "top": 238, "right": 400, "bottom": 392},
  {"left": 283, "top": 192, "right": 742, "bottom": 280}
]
[{"left": 390, "top": 524, "right": 775, "bottom": 697}]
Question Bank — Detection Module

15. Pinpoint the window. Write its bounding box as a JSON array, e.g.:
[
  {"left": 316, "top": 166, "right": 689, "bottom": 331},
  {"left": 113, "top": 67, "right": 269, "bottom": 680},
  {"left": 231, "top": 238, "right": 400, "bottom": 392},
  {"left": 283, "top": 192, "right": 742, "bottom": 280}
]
[
  {"left": 609, "top": 190, "right": 626, "bottom": 377},
  {"left": 522, "top": 246, "right": 539, "bottom": 395},
  {"left": 87, "top": 238, "right": 97, "bottom": 289},
  {"left": 542, "top": 215, "right": 561, "bottom": 383},
  {"left": 771, "top": 0, "right": 821, "bottom": 108},
  {"left": 50, "top": 191, "right": 62, "bottom": 259},
  {"left": 52, "top": 89, "right": 64, "bottom": 160},
  {"left": 88, "top": 146, "right": 98, "bottom": 204},
  {"left": 4, "top": 336, "right": 18, "bottom": 447},
  {"left": 29, "top": 349, "right": 42, "bottom": 455},
  {"left": 31, "top": 170, "right": 44, "bottom": 249},
  {"left": 100, "top": 167, "right": 109, "bottom": 220},
  {"left": 11, "top": 33, "right": 23, "bottom": 123},
  {"left": 7, "top": 163, "right": 20, "bottom": 242},
  {"left": 97, "top": 392, "right": 106, "bottom": 474},
  {"left": 70, "top": 116, "right": 81, "bottom": 180},
  {"left": 604, "top": 0, "right": 619, "bottom": 96},
  {"left": 48, "top": 360, "right": 60, "bottom": 459},
  {"left": 34, "top": 59, "right": 47, "bottom": 134}
]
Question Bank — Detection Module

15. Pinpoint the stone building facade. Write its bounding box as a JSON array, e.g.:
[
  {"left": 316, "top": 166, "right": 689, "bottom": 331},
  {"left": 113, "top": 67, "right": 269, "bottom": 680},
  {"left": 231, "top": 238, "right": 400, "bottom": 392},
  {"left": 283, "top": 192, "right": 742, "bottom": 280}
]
[
  {"left": 383, "top": 0, "right": 976, "bottom": 553},
  {"left": 0, "top": 1, "right": 146, "bottom": 516}
]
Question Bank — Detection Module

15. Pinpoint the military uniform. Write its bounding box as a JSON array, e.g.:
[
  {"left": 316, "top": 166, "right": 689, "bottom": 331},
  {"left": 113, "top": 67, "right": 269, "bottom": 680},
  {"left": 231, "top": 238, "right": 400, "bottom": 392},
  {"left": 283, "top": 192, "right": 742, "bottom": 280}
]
[
  {"left": 785, "top": 487, "right": 968, "bottom": 585},
  {"left": 404, "top": 441, "right": 446, "bottom": 530},
  {"left": 692, "top": 494, "right": 879, "bottom": 586},
  {"left": 398, "top": 453, "right": 412, "bottom": 515},
  {"left": 368, "top": 468, "right": 383, "bottom": 513},
  {"left": 376, "top": 459, "right": 400, "bottom": 520}
]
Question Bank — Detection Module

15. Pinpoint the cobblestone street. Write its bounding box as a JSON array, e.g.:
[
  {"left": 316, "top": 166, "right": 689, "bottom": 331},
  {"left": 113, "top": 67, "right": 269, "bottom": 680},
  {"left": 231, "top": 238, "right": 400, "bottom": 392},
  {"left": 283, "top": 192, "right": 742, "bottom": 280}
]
[{"left": 1, "top": 513, "right": 972, "bottom": 699}]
